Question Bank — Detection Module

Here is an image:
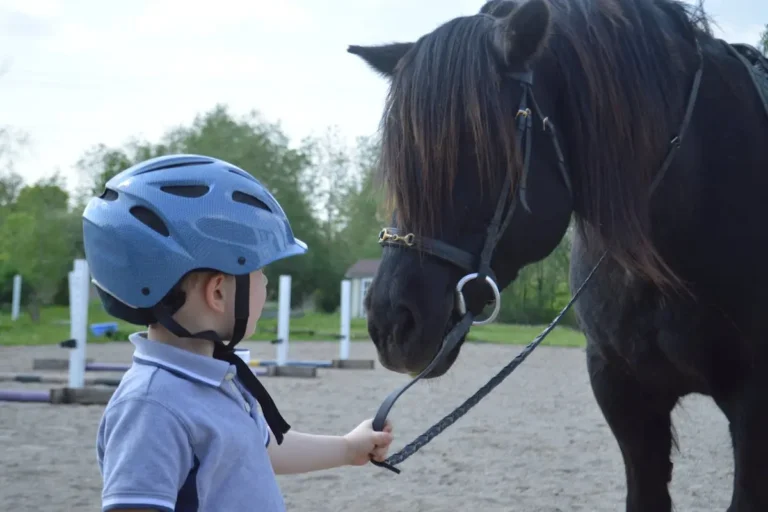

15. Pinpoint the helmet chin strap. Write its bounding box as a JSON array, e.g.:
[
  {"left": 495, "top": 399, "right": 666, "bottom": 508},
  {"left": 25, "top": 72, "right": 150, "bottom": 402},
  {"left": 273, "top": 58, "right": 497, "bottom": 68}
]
[{"left": 151, "top": 274, "right": 291, "bottom": 444}]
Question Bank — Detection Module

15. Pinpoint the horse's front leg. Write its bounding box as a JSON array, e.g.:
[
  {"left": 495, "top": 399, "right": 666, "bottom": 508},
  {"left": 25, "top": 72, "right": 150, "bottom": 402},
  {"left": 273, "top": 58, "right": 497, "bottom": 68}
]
[
  {"left": 586, "top": 341, "right": 678, "bottom": 512},
  {"left": 718, "top": 373, "right": 768, "bottom": 512}
]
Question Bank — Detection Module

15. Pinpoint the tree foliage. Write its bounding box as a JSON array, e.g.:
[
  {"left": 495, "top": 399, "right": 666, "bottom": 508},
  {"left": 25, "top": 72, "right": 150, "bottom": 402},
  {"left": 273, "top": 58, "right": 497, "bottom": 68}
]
[{"left": 0, "top": 169, "right": 81, "bottom": 320}]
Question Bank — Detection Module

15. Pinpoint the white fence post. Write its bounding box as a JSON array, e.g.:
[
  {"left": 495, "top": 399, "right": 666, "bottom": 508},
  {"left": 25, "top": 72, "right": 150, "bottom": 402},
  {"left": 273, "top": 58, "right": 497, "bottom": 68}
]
[
  {"left": 11, "top": 274, "right": 22, "bottom": 321},
  {"left": 276, "top": 275, "right": 292, "bottom": 366},
  {"left": 339, "top": 280, "right": 351, "bottom": 360},
  {"left": 68, "top": 259, "right": 90, "bottom": 389}
]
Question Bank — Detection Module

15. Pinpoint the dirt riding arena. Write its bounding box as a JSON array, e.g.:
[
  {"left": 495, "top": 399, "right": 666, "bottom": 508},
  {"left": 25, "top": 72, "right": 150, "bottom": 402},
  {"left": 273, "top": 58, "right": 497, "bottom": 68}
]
[{"left": 0, "top": 340, "right": 733, "bottom": 511}]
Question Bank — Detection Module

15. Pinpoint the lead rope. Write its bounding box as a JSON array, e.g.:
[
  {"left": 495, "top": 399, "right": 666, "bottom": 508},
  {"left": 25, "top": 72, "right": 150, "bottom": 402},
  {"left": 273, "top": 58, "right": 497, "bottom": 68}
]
[{"left": 370, "top": 252, "right": 606, "bottom": 474}]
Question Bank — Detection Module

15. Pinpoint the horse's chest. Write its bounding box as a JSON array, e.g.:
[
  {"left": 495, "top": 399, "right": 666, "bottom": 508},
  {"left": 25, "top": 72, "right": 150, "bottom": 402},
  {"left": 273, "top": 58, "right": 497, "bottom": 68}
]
[{"left": 584, "top": 282, "right": 748, "bottom": 396}]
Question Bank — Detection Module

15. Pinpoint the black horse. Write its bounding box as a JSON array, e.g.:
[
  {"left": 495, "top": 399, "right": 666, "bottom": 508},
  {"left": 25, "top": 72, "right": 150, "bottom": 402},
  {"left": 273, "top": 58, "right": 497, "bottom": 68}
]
[{"left": 348, "top": 0, "right": 768, "bottom": 510}]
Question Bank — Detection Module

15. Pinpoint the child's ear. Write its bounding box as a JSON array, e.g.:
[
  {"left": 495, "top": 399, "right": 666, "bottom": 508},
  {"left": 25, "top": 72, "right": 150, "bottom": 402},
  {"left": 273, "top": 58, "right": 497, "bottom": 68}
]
[{"left": 203, "top": 273, "right": 230, "bottom": 313}]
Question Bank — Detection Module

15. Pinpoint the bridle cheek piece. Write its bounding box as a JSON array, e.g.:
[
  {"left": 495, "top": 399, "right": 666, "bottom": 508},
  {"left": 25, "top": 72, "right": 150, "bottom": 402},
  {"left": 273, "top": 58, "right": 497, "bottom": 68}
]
[{"left": 378, "top": 228, "right": 502, "bottom": 325}]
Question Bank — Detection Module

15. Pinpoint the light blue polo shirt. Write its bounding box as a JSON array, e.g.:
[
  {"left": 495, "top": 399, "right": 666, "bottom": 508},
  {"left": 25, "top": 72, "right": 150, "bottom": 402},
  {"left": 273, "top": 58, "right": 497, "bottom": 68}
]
[{"left": 96, "top": 333, "right": 286, "bottom": 512}]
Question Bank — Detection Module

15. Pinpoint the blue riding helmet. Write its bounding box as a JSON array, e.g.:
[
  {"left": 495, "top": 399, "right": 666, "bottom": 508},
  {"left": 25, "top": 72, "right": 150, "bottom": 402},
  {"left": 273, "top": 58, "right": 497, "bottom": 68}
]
[
  {"left": 82, "top": 153, "right": 307, "bottom": 319},
  {"left": 83, "top": 154, "right": 305, "bottom": 444}
]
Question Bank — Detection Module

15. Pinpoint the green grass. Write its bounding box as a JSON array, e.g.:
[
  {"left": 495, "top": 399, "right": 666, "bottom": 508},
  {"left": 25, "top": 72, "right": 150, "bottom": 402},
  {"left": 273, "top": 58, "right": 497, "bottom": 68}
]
[
  {"left": 463, "top": 322, "right": 585, "bottom": 347},
  {"left": 0, "top": 301, "right": 586, "bottom": 348},
  {"left": 0, "top": 302, "right": 136, "bottom": 347}
]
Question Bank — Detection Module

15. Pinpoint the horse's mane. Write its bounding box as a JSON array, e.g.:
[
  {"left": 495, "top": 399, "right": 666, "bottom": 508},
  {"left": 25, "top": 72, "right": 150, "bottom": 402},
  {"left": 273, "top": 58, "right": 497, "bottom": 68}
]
[
  {"left": 378, "top": 13, "right": 522, "bottom": 239},
  {"left": 378, "top": 0, "right": 718, "bottom": 290}
]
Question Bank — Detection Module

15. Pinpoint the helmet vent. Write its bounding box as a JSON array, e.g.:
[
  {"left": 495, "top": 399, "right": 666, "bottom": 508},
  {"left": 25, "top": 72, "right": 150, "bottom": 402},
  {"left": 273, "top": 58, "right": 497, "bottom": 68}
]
[
  {"left": 160, "top": 185, "right": 210, "bottom": 198},
  {"left": 138, "top": 160, "right": 214, "bottom": 175},
  {"left": 227, "top": 167, "right": 257, "bottom": 182},
  {"left": 232, "top": 191, "right": 271, "bottom": 212},
  {"left": 100, "top": 188, "right": 119, "bottom": 201},
  {"left": 130, "top": 206, "right": 170, "bottom": 237}
]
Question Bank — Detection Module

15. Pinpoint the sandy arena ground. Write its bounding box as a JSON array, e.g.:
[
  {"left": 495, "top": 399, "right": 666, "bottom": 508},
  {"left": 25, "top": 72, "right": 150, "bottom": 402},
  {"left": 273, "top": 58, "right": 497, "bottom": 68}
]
[{"left": 0, "top": 340, "right": 733, "bottom": 511}]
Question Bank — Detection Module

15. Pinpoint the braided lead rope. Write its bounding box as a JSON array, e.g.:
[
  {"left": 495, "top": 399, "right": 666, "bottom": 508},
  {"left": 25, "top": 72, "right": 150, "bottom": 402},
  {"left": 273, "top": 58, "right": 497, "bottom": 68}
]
[{"left": 375, "top": 252, "right": 606, "bottom": 472}]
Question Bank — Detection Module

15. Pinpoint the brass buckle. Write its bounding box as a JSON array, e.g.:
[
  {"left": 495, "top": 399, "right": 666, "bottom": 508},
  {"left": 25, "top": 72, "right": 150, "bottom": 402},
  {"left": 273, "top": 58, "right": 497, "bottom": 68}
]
[{"left": 378, "top": 228, "right": 415, "bottom": 247}]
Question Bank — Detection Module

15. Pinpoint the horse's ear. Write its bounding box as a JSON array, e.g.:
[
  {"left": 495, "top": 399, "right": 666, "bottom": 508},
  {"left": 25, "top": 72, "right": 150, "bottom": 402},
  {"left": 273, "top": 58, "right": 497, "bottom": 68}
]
[
  {"left": 492, "top": 0, "right": 551, "bottom": 66},
  {"left": 481, "top": 0, "right": 518, "bottom": 18},
  {"left": 347, "top": 43, "right": 414, "bottom": 78}
]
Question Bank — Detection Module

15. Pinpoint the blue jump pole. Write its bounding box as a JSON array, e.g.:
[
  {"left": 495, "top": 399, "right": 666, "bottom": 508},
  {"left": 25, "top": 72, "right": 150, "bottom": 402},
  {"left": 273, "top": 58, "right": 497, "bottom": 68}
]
[
  {"left": 86, "top": 362, "right": 131, "bottom": 372},
  {"left": 251, "top": 359, "right": 334, "bottom": 368},
  {"left": 0, "top": 389, "right": 50, "bottom": 402}
]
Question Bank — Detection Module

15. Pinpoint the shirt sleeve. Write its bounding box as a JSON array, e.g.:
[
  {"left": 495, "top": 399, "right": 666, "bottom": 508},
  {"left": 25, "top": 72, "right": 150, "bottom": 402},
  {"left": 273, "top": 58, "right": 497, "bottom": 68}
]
[
  {"left": 255, "top": 405, "right": 272, "bottom": 448},
  {"left": 99, "top": 397, "right": 194, "bottom": 512}
]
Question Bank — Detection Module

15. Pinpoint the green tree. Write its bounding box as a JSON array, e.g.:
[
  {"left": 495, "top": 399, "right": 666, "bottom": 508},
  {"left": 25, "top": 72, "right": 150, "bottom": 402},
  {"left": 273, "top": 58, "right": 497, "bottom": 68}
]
[
  {"left": 0, "top": 172, "right": 23, "bottom": 209},
  {"left": 74, "top": 139, "right": 166, "bottom": 207},
  {"left": 301, "top": 127, "right": 358, "bottom": 238},
  {"left": 497, "top": 226, "right": 576, "bottom": 327},
  {"left": 337, "top": 136, "right": 387, "bottom": 262},
  {"left": 0, "top": 126, "right": 30, "bottom": 308},
  {"left": 760, "top": 24, "right": 768, "bottom": 56},
  {"left": 0, "top": 174, "right": 80, "bottom": 320},
  {"left": 299, "top": 129, "right": 373, "bottom": 311},
  {"left": 76, "top": 144, "right": 133, "bottom": 198}
]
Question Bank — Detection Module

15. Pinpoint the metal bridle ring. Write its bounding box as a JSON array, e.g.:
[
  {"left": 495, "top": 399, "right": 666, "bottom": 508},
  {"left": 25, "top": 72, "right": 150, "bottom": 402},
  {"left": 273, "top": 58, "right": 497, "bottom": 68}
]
[{"left": 455, "top": 273, "right": 502, "bottom": 326}]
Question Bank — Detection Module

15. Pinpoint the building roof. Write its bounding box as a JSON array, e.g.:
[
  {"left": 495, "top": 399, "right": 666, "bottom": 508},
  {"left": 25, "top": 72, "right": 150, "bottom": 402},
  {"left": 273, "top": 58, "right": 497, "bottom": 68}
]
[{"left": 344, "top": 258, "right": 381, "bottom": 278}]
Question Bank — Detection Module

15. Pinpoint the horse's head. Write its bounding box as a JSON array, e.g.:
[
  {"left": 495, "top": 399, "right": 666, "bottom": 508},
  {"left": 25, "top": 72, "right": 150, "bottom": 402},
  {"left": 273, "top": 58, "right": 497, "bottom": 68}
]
[{"left": 348, "top": 0, "right": 573, "bottom": 377}]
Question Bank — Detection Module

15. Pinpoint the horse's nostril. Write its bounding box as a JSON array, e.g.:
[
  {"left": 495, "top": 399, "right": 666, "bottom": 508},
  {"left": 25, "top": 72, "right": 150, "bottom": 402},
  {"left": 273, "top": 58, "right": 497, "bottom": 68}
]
[
  {"left": 392, "top": 303, "right": 421, "bottom": 344},
  {"left": 368, "top": 321, "right": 381, "bottom": 345},
  {"left": 397, "top": 306, "right": 414, "bottom": 333}
]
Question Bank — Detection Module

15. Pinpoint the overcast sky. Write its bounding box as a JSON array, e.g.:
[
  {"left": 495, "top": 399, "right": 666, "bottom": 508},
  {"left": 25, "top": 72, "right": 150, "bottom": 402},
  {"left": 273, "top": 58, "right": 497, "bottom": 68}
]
[{"left": 1, "top": 0, "right": 764, "bottom": 193}]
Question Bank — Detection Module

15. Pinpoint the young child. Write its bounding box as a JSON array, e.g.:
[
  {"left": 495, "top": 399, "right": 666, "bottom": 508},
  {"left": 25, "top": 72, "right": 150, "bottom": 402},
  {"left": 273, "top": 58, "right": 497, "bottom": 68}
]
[{"left": 82, "top": 154, "right": 394, "bottom": 512}]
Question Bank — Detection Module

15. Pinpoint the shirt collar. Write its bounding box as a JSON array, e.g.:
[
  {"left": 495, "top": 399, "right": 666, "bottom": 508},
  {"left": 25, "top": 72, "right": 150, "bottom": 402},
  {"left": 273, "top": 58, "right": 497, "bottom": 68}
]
[{"left": 129, "top": 332, "right": 232, "bottom": 387}]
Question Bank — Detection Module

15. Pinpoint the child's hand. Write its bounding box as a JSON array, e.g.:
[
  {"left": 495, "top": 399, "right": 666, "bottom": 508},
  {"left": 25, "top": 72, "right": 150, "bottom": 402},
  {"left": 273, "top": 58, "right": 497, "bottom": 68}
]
[{"left": 343, "top": 419, "right": 394, "bottom": 466}]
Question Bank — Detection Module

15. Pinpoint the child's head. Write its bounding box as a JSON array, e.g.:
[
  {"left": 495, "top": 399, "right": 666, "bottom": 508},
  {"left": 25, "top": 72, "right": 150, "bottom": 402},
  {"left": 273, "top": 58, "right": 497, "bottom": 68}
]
[
  {"left": 82, "top": 154, "right": 306, "bottom": 351},
  {"left": 153, "top": 268, "right": 268, "bottom": 342}
]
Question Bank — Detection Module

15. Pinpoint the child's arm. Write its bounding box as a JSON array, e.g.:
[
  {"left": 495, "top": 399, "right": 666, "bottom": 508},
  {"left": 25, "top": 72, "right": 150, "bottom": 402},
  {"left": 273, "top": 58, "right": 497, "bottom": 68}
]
[
  {"left": 99, "top": 398, "right": 194, "bottom": 511},
  {"left": 266, "top": 419, "right": 394, "bottom": 475}
]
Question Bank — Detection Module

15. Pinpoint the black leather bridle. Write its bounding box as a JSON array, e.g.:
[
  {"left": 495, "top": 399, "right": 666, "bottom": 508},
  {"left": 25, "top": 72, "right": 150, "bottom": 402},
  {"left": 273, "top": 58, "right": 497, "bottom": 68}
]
[{"left": 369, "top": 40, "right": 705, "bottom": 474}]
